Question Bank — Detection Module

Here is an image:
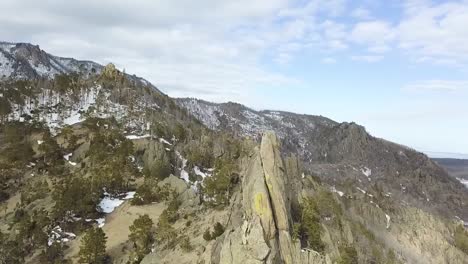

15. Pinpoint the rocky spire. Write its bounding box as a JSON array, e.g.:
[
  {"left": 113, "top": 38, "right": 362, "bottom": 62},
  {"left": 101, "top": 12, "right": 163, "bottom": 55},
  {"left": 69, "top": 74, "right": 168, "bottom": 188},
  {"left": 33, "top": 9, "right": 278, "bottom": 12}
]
[{"left": 216, "top": 131, "right": 317, "bottom": 264}]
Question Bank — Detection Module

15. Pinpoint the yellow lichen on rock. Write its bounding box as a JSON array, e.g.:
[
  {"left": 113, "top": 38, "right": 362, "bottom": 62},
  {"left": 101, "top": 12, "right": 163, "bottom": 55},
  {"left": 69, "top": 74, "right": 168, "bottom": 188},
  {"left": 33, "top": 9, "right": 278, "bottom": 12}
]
[{"left": 254, "top": 193, "right": 267, "bottom": 215}]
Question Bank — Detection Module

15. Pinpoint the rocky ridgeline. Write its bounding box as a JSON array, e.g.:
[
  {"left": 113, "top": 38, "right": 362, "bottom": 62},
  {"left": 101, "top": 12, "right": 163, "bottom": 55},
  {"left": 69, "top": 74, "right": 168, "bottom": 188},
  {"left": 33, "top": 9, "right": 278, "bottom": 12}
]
[
  {"left": 0, "top": 42, "right": 102, "bottom": 79},
  {"left": 0, "top": 42, "right": 159, "bottom": 92},
  {"left": 177, "top": 98, "right": 468, "bottom": 220}
]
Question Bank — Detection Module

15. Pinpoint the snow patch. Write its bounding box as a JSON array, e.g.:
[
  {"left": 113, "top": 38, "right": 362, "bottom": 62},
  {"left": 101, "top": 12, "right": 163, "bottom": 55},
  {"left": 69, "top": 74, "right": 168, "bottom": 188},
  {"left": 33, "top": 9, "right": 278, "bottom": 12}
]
[
  {"left": 361, "top": 167, "right": 372, "bottom": 178},
  {"left": 126, "top": 134, "right": 151, "bottom": 140},
  {"left": 123, "top": 191, "right": 136, "bottom": 200},
  {"left": 0, "top": 51, "right": 14, "bottom": 77},
  {"left": 194, "top": 166, "right": 212, "bottom": 179},
  {"left": 96, "top": 218, "right": 105, "bottom": 228},
  {"left": 93, "top": 191, "right": 134, "bottom": 227},
  {"left": 356, "top": 187, "right": 366, "bottom": 194},
  {"left": 159, "top": 138, "right": 172, "bottom": 145},
  {"left": 98, "top": 196, "right": 124, "bottom": 214},
  {"left": 63, "top": 153, "right": 72, "bottom": 161},
  {"left": 330, "top": 186, "right": 344, "bottom": 197},
  {"left": 456, "top": 178, "right": 468, "bottom": 189},
  {"left": 98, "top": 191, "right": 135, "bottom": 214},
  {"left": 48, "top": 226, "right": 76, "bottom": 246},
  {"left": 180, "top": 170, "right": 190, "bottom": 182},
  {"left": 178, "top": 99, "right": 222, "bottom": 129},
  {"left": 63, "top": 113, "right": 83, "bottom": 125},
  {"left": 176, "top": 151, "right": 190, "bottom": 183}
]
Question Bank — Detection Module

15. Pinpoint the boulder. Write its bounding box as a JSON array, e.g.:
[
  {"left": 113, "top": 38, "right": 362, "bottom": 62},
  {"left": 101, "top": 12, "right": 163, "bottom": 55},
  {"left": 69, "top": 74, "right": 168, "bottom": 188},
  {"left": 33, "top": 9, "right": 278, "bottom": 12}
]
[
  {"left": 159, "top": 175, "right": 188, "bottom": 194},
  {"left": 218, "top": 217, "right": 271, "bottom": 264},
  {"left": 158, "top": 175, "right": 199, "bottom": 207}
]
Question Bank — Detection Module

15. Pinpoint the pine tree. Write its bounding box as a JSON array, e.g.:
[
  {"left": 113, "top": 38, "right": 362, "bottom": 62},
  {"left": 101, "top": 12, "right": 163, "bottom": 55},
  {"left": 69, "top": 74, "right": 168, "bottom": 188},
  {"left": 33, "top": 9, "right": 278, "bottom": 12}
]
[
  {"left": 40, "top": 241, "right": 66, "bottom": 264},
  {"left": 203, "top": 228, "right": 212, "bottom": 241},
  {"left": 174, "top": 123, "right": 187, "bottom": 142},
  {"left": 39, "top": 130, "right": 63, "bottom": 165},
  {"left": 212, "top": 222, "right": 225, "bottom": 239},
  {"left": 155, "top": 210, "right": 176, "bottom": 247},
  {"left": 78, "top": 227, "right": 107, "bottom": 264},
  {"left": 0, "top": 231, "right": 24, "bottom": 264},
  {"left": 301, "top": 198, "right": 324, "bottom": 252},
  {"left": 454, "top": 224, "right": 468, "bottom": 254},
  {"left": 59, "top": 125, "right": 73, "bottom": 148},
  {"left": 338, "top": 244, "right": 358, "bottom": 264},
  {"left": 180, "top": 236, "right": 193, "bottom": 252},
  {"left": 149, "top": 155, "right": 171, "bottom": 180},
  {"left": 203, "top": 158, "right": 235, "bottom": 206},
  {"left": 129, "top": 214, "right": 154, "bottom": 259}
]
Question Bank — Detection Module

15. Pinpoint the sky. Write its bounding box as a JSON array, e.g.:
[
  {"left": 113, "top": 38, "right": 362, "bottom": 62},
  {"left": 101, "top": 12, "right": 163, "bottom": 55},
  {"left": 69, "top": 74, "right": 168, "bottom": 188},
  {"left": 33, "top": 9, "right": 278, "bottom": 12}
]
[{"left": 1, "top": 0, "right": 468, "bottom": 156}]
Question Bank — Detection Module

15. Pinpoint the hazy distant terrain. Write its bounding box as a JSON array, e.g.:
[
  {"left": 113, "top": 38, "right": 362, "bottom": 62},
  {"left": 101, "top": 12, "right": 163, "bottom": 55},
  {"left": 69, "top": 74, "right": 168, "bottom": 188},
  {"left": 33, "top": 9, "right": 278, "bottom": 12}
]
[{"left": 433, "top": 158, "right": 468, "bottom": 181}]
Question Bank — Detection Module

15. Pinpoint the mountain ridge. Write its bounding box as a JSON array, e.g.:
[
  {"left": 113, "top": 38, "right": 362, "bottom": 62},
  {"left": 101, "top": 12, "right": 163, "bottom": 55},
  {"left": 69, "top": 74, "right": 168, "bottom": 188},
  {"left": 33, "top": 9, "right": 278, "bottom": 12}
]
[
  {"left": 0, "top": 41, "right": 102, "bottom": 79},
  {"left": 0, "top": 41, "right": 161, "bottom": 93},
  {"left": 176, "top": 97, "right": 468, "bottom": 219},
  {"left": 1, "top": 40, "right": 460, "bottom": 162},
  {"left": 1, "top": 41, "right": 468, "bottom": 263}
]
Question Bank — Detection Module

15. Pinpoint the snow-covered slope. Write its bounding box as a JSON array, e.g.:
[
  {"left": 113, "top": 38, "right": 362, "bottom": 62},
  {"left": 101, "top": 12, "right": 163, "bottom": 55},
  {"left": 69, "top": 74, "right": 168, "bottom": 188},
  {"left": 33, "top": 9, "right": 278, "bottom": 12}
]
[
  {"left": 0, "top": 42, "right": 102, "bottom": 79},
  {"left": 177, "top": 98, "right": 336, "bottom": 158},
  {"left": 4, "top": 81, "right": 162, "bottom": 137}
]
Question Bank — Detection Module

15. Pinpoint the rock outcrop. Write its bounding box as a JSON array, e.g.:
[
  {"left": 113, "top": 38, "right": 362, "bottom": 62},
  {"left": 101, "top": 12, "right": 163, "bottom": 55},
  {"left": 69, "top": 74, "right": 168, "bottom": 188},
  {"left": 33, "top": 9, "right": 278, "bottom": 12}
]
[
  {"left": 158, "top": 175, "right": 199, "bottom": 207},
  {"left": 101, "top": 63, "right": 121, "bottom": 79},
  {"left": 215, "top": 131, "right": 327, "bottom": 264}
]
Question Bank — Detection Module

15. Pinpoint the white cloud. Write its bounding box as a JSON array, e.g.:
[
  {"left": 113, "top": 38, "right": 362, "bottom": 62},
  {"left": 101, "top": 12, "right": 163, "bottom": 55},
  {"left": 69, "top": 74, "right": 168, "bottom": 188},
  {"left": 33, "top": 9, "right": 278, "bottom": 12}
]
[
  {"left": 278, "top": 0, "right": 347, "bottom": 18},
  {"left": 398, "top": 0, "right": 468, "bottom": 65},
  {"left": 350, "top": 20, "right": 396, "bottom": 53},
  {"left": 0, "top": 0, "right": 305, "bottom": 103},
  {"left": 403, "top": 80, "right": 468, "bottom": 92},
  {"left": 351, "top": 7, "right": 372, "bottom": 19},
  {"left": 347, "top": 1, "right": 468, "bottom": 66},
  {"left": 367, "top": 45, "right": 391, "bottom": 53},
  {"left": 326, "top": 40, "right": 349, "bottom": 51},
  {"left": 274, "top": 53, "right": 294, "bottom": 65},
  {"left": 2, "top": 0, "right": 468, "bottom": 104},
  {"left": 322, "top": 57, "right": 337, "bottom": 64},
  {"left": 351, "top": 55, "right": 384, "bottom": 62},
  {"left": 321, "top": 20, "right": 347, "bottom": 39}
]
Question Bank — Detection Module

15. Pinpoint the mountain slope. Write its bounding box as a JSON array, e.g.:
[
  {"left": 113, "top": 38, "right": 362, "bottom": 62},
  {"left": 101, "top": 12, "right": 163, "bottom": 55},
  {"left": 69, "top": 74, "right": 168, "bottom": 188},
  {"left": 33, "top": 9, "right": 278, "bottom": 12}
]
[
  {"left": 434, "top": 158, "right": 468, "bottom": 186},
  {"left": 0, "top": 42, "right": 467, "bottom": 264},
  {"left": 0, "top": 42, "right": 101, "bottom": 79},
  {"left": 177, "top": 98, "right": 468, "bottom": 219},
  {"left": 0, "top": 42, "right": 158, "bottom": 93}
]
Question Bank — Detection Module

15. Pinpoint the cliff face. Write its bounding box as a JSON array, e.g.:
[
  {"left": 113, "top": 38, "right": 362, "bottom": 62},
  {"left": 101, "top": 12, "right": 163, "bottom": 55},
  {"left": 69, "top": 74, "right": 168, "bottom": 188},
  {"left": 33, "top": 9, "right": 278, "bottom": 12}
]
[{"left": 213, "top": 132, "right": 329, "bottom": 264}]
